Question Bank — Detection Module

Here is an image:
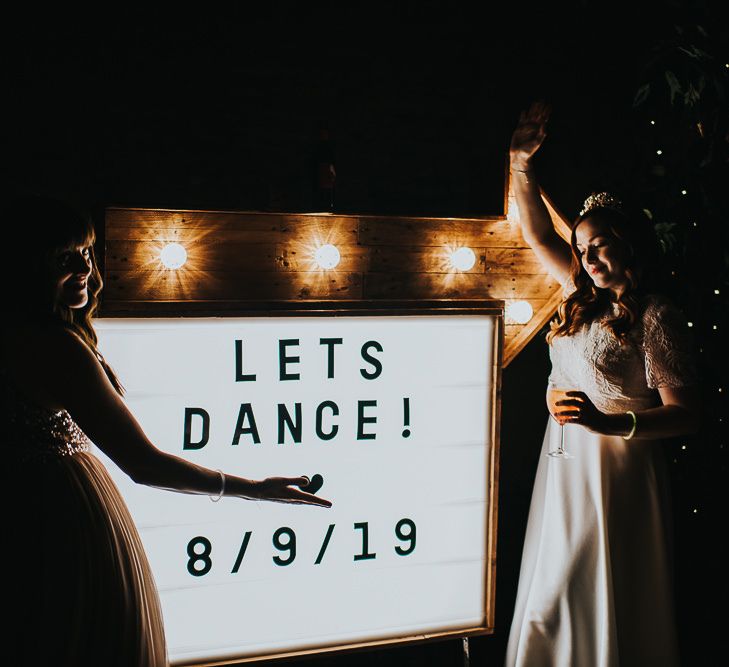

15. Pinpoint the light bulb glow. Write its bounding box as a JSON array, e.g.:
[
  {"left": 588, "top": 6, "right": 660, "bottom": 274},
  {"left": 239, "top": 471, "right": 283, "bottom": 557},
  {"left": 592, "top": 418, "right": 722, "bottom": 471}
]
[
  {"left": 656, "top": 150, "right": 663, "bottom": 155},
  {"left": 314, "top": 244, "right": 341, "bottom": 270},
  {"left": 681, "top": 189, "right": 688, "bottom": 195},
  {"left": 505, "top": 300, "right": 534, "bottom": 324},
  {"left": 449, "top": 247, "right": 476, "bottom": 271},
  {"left": 160, "top": 243, "right": 187, "bottom": 269}
]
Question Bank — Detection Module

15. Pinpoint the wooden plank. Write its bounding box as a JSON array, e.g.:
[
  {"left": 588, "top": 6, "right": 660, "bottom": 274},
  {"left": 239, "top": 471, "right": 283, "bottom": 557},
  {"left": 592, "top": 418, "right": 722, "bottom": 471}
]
[
  {"left": 483, "top": 248, "right": 544, "bottom": 274},
  {"left": 107, "top": 207, "right": 506, "bottom": 227},
  {"left": 364, "top": 273, "right": 560, "bottom": 300},
  {"left": 106, "top": 224, "right": 359, "bottom": 244},
  {"left": 106, "top": 209, "right": 284, "bottom": 230},
  {"left": 106, "top": 211, "right": 359, "bottom": 245},
  {"left": 104, "top": 270, "right": 363, "bottom": 301},
  {"left": 359, "top": 218, "right": 528, "bottom": 248},
  {"left": 541, "top": 189, "right": 573, "bottom": 242},
  {"left": 105, "top": 240, "right": 368, "bottom": 273},
  {"left": 367, "top": 246, "right": 543, "bottom": 274},
  {"left": 503, "top": 289, "right": 564, "bottom": 366},
  {"left": 107, "top": 208, "right": 359, "bottom": 232}
]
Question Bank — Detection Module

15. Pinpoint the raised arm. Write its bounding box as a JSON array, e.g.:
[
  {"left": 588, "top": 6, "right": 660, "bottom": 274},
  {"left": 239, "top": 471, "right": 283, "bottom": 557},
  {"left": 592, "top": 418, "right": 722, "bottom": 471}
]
[
  {"left": 43, "top": 328, "right": 331, "bottom": 507},
  {"left": 510, "top": 103, "right": 572, "bottom": 285}
]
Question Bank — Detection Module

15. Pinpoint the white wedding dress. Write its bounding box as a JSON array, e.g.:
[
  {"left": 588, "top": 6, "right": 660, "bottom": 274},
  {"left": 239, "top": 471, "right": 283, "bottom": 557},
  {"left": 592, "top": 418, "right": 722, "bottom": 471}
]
[{"left": 505, "top": 293, "right": 696, "bottom": 667}]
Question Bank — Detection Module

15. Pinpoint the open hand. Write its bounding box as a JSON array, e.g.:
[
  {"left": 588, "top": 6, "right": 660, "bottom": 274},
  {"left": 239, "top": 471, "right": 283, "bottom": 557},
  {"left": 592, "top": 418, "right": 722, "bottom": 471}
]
[
  {"left": 510, "top": 101, "right": 550, "bottom": 168},
  {"left": 556, "top": 391, "right": 608, "bottom": 434},
  {"left": 253, "top": 476, "right": 332, "bottom": 508}
]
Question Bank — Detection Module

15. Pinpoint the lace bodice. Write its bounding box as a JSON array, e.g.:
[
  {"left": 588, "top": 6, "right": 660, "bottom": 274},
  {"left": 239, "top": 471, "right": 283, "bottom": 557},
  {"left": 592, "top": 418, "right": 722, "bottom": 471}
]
[
  {"left": 1, "top": 370, "right": 91, "bottom": 464},
  {"left": 548, "top": 293, "right": 697, "bottom": 413}
]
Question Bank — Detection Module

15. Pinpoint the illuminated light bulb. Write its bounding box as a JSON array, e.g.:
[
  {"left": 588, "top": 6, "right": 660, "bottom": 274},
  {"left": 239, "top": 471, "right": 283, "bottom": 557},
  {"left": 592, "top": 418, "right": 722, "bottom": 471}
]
[
  {"left": 314, "top": 244, "right": 341, "bottom": 270},
  {"left": 693, "top": 222, "right": 698, "bottom": 227},
  {"left": 714, "top": 289, "right": 720, "bottom": 295},
  {"left": 693, "top": 509, "right": 698, "bottom": 514},
  {"left": 656, "top": 150, "right": 663, "bottom": 155},
  {"left": 681, "top": 445, "right": 687, "bottom": 450},
  {"left": 713, "top": 325, "right": 718, "bottom": 330},
  {"left": 506, "top": 300, "right": 534, "bottom": 324},
  {"left": 681, "top": 189, "right": 687, "bottom": 195},
  {"left": 650, "top": 120, "right": 656, "bottom": 125},
  {"left": 160, "top": 243, "right": 187, "bottom": 269},
  {"left": 687, "top": 322, "right": 693, "bottom": 327},
  {"left": 449, "top": 246, "right": 476, "bottom": 271}
]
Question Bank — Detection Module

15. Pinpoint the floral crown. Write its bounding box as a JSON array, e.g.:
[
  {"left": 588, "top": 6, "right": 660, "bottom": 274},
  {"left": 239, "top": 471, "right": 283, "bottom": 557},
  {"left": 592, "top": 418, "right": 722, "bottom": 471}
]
[{"left": 579, "top": 192, "right": 623, "bottom": 218}]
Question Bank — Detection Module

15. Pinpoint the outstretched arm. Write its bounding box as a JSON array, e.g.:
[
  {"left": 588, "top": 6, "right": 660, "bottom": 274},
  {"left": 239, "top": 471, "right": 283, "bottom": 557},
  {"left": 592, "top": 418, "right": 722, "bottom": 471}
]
[
  {"left": 43, "top": 327, "right": 331, "bottom": 507},
  {"left": 510, "top": 102, "right": 572, "bottom": 285}
]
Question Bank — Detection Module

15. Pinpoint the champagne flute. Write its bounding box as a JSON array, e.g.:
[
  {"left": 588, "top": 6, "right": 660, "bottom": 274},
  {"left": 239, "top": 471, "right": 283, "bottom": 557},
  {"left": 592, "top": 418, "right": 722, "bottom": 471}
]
[{"left": 546, "top": 383, "right": 574, "bottom": 459}]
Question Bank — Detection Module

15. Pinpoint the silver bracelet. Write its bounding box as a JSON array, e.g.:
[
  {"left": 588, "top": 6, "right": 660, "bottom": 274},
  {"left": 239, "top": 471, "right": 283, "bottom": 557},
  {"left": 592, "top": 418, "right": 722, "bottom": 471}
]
[
  {"left": 210, "top": 469, "right": 225, "bottom": 502},
  {"left": 623, "top": 411, "right": 637, "bottom": 440}
]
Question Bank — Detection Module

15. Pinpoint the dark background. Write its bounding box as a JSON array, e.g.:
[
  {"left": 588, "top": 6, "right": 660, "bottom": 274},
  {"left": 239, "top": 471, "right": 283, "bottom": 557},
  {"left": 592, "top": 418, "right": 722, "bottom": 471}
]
[{"left": 8, "top": 2, "right": 727, "bottom": 665}]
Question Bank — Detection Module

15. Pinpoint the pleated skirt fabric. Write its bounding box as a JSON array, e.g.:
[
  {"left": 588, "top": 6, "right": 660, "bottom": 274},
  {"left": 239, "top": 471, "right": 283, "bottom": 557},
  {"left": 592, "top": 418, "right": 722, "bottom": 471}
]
[{"left": 8, "top": 451, "right": 168, "bottom": 666}]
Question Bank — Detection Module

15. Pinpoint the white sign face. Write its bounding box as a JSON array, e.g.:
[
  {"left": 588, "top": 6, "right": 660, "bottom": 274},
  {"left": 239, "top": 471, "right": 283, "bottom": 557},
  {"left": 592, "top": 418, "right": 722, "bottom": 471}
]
[{"left": 95, "top": 314, "right": 497, "bottom": 665}]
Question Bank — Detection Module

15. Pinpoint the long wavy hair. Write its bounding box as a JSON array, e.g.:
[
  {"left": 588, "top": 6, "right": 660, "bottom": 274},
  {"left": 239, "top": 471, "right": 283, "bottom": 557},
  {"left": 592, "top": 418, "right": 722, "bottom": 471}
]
[
  {"left": 546, "top": 204, "right": 659, "bottom": 347},
  {"left": 7, "top": 195, "right": 124, "bottom": 394}
]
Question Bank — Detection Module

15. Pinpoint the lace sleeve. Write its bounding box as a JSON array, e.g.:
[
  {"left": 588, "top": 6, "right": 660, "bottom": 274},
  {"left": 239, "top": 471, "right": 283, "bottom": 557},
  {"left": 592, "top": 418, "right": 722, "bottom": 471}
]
[
  {"left": 562, "top": 276, "right": 576, "bottom": 298},
  {"left": 642, "top": 296, "right": 698, "bottom": 389}
]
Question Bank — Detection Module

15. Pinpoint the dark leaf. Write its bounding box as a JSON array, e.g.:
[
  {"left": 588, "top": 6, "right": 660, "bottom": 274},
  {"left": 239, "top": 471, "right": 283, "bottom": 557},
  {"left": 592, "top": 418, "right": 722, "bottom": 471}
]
[
  {"left": 633, "top": 83, "right": 651, "bottom": 107},
  {"left": 664, "top": 70, "right": 682, "bottom": 105},
  {"left": 678, "top": 46, "right": 700, "bottom": 59}
]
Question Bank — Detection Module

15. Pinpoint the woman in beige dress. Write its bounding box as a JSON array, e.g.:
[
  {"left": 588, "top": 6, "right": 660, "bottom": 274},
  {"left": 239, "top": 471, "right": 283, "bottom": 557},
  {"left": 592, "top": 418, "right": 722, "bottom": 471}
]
[{"left": 3, "top": 195, "right": 331, "bottom": 666}]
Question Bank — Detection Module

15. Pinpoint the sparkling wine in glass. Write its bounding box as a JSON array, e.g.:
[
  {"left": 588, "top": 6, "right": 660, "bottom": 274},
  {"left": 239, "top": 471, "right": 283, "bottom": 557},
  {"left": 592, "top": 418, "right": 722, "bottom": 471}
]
[{"left": 546, "top": 385, "right": 574, "bottom": 459}]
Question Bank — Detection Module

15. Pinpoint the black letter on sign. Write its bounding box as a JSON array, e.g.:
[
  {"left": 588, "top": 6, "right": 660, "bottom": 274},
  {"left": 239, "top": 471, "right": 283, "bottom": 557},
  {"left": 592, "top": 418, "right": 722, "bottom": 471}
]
[
  {"left": 357, "top": 400, "right": 377, "bottom": 440},
  {"left": 316, "top": 401, "right": 339, "bottom": 441},
  {"left": 232, "top": 403, "right": 261, "bottom": 445},
  {"left": 184, "top": 408, "right": 210, "bottom": 450},
  {"left": 278, "top": 403, "right": 302, "bottom": 444},
  {"left": 234, "top": 340, "right": 256, "bottom": 382},
  {"left": 320, "top": 337, "right": 343, "bottom": 378},
  {"left": 279, "top": 339, "right": 300, "bottom": 381},
  {"left": 360, "top": 341, "right": 383, "bottom": 380}
]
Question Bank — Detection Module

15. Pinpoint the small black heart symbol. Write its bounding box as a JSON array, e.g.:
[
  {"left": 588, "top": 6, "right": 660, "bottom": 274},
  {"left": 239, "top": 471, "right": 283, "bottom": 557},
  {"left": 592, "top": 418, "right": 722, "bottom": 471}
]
[{"left": 304, "top": 474, "right": 324, "bottom": 495}]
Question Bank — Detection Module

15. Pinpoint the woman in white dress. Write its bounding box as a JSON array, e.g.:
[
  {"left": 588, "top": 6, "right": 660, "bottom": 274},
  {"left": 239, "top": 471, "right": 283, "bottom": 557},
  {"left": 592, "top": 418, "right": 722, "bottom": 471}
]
[
  {"left": 504, "top": 103, "right": 700, "bottom": 667},
  {"left": 3, "top": 195, "right": 332, "bottom": 666}
]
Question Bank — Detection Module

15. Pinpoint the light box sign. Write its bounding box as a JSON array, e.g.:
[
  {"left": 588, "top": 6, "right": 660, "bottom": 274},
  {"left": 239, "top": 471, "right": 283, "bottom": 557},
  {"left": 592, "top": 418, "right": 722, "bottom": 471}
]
[{"left": 95, "top": 311, "right": 500, "bottom": 665}]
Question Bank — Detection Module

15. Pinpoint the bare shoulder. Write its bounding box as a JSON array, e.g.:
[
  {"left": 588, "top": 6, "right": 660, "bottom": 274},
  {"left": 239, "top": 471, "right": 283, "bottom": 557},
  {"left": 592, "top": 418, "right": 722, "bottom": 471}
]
[{"left": 1, "top": 323, "right": 93, "bottom": 409}]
